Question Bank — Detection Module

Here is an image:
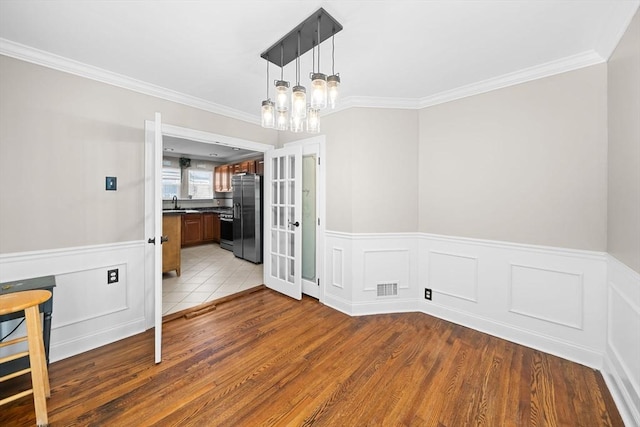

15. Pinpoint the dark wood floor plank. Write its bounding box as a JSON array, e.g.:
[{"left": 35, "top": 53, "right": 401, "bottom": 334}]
[{"left": 0, "top": 289, "right": 624, "bottom": 426}]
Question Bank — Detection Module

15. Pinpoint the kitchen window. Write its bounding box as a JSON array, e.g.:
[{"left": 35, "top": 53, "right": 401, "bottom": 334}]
[
  {"left": 163, "top": 165, "right": 214, "bottom": 200},
  {"left": 162, "top": 167, "right": 181, "bottom": 198},
  {"left": 187, "top": 170, "right": 214, "bottom": 199}
]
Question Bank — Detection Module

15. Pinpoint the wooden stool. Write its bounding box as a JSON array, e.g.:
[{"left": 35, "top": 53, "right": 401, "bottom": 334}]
[{"left": 0, "top": 290, "right": 52, "bottom": 427}]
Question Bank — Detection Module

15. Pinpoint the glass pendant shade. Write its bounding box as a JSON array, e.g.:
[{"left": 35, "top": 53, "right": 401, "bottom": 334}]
[
  {"left": 291, "top": 85, "right": 307, "bottom": 119},
  {"left": 276, "top": 109, "right": 288, "bottom": 130},
  {"left": 275, "top": 80, "right": 290, "bottom": 111},
  {"left": 306, "top": 108, "right": 320, "bottom": 133},
  {"left": 290, "top": 115, "right": 304, "bottom": 133},
  {"left": 261, "top": 100, "right": 275, "bottom": 128},
  {"left": 310, "top": 73, "right": 327, "bottom": 109},
  {"left": 327, "top": 74, "right": 340, "bottom": 109}
]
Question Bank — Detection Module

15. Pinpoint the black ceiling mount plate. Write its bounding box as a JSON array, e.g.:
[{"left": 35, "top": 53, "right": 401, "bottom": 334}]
[{"left": 260, "top": 8, "right": 343, "bottom": 68}]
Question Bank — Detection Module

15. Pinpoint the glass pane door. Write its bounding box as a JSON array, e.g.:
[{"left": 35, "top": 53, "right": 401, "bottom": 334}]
[{"left": 264, "top": 146, "right": 302, "bottom": 299}]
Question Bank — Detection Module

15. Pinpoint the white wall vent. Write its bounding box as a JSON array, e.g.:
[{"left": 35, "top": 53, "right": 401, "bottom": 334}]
[{"left": 377, "top": 282, "right": 398, "bottom": 297}]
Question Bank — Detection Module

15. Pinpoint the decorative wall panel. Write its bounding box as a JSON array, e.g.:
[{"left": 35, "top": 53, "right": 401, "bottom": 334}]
[
  {"left": 428, "top": 251, "right": 478, "bottom": 302},
  {"left": 509, "top": 264, "right": 583, "bottom": 329}
]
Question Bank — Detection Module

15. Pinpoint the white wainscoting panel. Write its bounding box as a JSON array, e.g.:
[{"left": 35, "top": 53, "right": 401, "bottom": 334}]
[
  {"left": 54, "top": 263, "right": 129, "bottom": 327},
  {"left": 603, "top": 255, "right": 640, "bottom": 427},
  {"left": 429, "top": 251, "right": 478, "bottom": 303},
  {"left": 421, "top": 234, "right": 607, "bottom": 368},
  {"left": 509, "top": 264, "right": 583, "bottom": 329},
  {"left": 0, "top": 241, "right": 147, "bottom": 362},
  {"left": 323, "top": 231, "right": 607, "bottom": 368},
  {"left": 350, "top": 234, "right": 419, "bottom": 315},
  {"left": 362, "top": 249, "right": 410, "bottom": 292},
  {"left": 324, "top": 232, "right": 419, "bottom": 315},
  {"left": 331, "top": 247, "right": 344, "bottom": 289},
  {"left": 324, "top": 232, "right": 353, "bottom": 314}
]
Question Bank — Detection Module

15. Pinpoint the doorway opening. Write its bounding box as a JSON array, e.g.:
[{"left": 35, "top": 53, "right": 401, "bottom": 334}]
[{"left": 160, "top": 136, "right": 268, "bottom": 316}]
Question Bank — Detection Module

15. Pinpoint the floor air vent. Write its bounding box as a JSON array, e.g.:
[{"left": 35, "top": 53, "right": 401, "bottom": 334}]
[{"left": 377, "top": 282, "right": 398, "bottom": 297}]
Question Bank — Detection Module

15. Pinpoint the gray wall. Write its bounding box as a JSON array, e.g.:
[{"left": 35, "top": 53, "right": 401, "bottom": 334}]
[
  {"left": 1, "top": 35, "right": 635, "bottom": 261},
  {"left": 322, "top": 108, "right": 419, "bottom": 233},
  {"left": 0, "top": 55, "right": 277, "bottom": 254},
  {"left": 279, "top": 107, "right": 420, "bottom": 234},
  {"left": 608, "top": 9, "right": 640, "bottom": 273},
  {"left": 418, "top": 64, "right": 608, "bottom": 251}
]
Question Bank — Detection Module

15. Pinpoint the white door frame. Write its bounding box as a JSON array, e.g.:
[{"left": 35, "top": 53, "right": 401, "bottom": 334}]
[
  {"left": 284, "top": 135, "right": 326, "bottom": 303},
  {"left": 143, "top": 121, "right": 274, "bottom": 352}
]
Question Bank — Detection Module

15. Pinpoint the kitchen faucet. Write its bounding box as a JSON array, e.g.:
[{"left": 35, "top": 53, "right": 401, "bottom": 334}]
[{"left": 172, "top": 195, "right": 179, "bottom": 209}]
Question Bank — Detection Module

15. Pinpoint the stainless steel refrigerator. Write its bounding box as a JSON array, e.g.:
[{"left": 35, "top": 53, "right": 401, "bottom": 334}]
[{"left": 232, "top": 173, "right": 263, "bottom": 264}]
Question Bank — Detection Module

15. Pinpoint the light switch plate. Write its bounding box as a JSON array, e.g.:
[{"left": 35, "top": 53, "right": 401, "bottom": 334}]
[{"left": 106, "top": 176, "right": 117, "bottom": 191}]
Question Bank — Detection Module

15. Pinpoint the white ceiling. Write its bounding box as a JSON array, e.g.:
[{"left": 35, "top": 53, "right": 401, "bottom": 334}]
[
  {"left": 163, "top": 135, "right": 259, "bottom": 163},
  {"left": 0, "top": 0, "right": 638, "bottom": 124}
]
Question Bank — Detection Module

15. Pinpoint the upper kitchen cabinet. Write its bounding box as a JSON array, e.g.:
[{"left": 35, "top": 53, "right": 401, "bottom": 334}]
[
  {"left": 214, "top": 164, "right": 231, "bottom": 192},
  {"left": 238, "top": 160, "right": 256, "bottom": 173},
  {"left": 214, "top": 159, "right": 263, "bottom": 192}
]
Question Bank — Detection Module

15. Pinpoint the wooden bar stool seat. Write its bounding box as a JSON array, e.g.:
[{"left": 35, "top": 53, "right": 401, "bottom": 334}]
[{"left": 0, "top": 290, "right": 52, "bottom": 427}]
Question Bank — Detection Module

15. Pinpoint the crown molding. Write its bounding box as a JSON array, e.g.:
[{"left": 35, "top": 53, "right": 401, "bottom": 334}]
[
  {"left": 324, "top": 50, "right": 605, "bottom": 115},
  {"left": 1, "top": 37, "right": 606, "bottom": 121},
  {"left": 417, "top": 50, "right": 606, "bottom": 109},
  {"left": 0, "top": 38, "right": 261, "bottom": 125}
]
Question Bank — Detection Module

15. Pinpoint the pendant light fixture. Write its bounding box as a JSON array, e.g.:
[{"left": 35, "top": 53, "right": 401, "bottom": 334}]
[
  {"left": 260, "top": 7, "right": 342, "bottom": 132},
  {"left": 274, "top": 44, "right": 290, "bottom": 116},
  {"left": 291, "top": 31, "right": 307, "bottom": 121},
  {"left": 260, "top": 57, "right": 275, "bottom": 128},
  {"left": 290, "top": 115, "right": 304, "bottom": 133},
  {"left": 276, "top": 110, "right": 288, "bottom": 131},
  {"left": 306, "top": 43, "right": 321, "bottom": 133},
  {"left": 310, "top": 16, "right": 327, "bottom": 110},
  {"left": 327, "top": 32, "right": 340, "bottom": 109},
  {"left": 307, "top": 107, "right": 320, "bottom": 133}
]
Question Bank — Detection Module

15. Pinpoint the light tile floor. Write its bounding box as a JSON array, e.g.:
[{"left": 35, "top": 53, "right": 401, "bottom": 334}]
[{"left": 162, "top": 243, "right": 264, "bottom": 316}]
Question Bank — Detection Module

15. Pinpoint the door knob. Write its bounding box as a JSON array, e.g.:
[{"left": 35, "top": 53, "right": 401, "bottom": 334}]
[
  {"left": 160, "top": 236, "right": 169, "bottom": 244},
  {"left": 288, "top": 221, "right": 300, "bottom": 228},
  {"left": 148, "top": 237, "right": 156, "bottom": 245}
]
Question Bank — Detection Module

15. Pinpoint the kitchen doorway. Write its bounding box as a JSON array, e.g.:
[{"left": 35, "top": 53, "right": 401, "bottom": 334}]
[{"left": 144, "top": 122, "right": 274, "bottom": 329}]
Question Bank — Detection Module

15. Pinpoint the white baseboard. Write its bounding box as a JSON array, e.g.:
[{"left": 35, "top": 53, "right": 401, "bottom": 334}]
[
  {"left": 0, "top": 241, "right": 147, "bottom": 363},
  {"left": 51, "top": 316, "right": 146, "bottom": 362}
]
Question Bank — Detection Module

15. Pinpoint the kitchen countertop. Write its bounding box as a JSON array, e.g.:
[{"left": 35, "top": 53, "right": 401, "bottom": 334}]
[{"left": 162, "top": 207, "right": 232, "bottom": 215}]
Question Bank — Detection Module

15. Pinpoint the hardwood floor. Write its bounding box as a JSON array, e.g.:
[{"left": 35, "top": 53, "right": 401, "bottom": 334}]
[{"left": 1, "top": 288, "right": 623, "bottom": 426}]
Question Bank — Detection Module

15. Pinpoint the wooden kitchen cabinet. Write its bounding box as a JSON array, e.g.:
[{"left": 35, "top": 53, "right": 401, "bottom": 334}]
[
  {"left": 181, "top": 213, "right": 203, "bottom": 247},
  {"left": 215, "top": 159, "right": 263, "bottom": 191},
  {"left": 212, "top": 214, "right": 220, "bottom": 242},
  {"left": 162, "top": 215, "right": 181, "bottom": 276},
  {"left": 214, "top": 165, "right": 231, "bottom": 192},
  {"left": 238, "top": 160, "right": 256, "bottom": 173},
  {"left": 202, "top": 212, "right": 220, "bottom": 243}
]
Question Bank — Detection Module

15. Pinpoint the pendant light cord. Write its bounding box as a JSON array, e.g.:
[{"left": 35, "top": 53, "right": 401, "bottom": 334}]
[
  {"left": 280, "top": 44, "right": 284, "bottom": 80},
  {"left": 317, "top": 17, "right": 321, "bottom": 73},
  {"left": 265, "top": 56, "right": 269, "bottom": 99},
  {"left": 296, "top": 31, "right": 301, "bottom": 85},
  {"left": 332, "top": 33, "right": 335, "bottom": 75}
]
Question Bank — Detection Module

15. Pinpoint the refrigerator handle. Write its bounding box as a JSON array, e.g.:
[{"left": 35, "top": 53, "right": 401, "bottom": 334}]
[{"left": 233, "top": 202, "right": 240, "bottom": 219}]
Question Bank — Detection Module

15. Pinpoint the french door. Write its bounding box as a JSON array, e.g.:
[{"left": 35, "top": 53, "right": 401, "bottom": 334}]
[
  {"left": 144, "top": 112, "right": 163, "bottom": 363},
  {"left": 264, "top": 146, "right": 303, "bottom": 299}
]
